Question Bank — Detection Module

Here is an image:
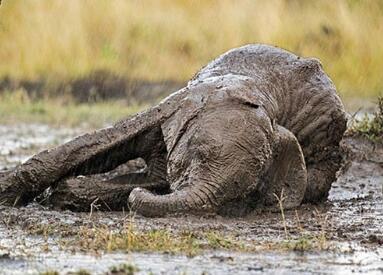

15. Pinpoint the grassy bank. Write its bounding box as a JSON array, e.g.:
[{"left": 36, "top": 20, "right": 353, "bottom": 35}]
[
  {"left": 0, "top": 90, "right": 147, "bottom": 127},
  {"left": 0, "top": 0, "right": 382, "bottom": 99},
  {"left": 349, "top": 96, "right": 383, "bottom": 141}
]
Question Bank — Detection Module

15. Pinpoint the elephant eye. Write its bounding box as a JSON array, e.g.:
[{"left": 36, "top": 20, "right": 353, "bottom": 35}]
[{"left": 243, "top": 102, "right": 260, "bottom": 109}]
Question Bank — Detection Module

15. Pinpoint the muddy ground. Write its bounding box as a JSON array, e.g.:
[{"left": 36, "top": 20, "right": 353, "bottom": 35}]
[{"left": 0, "top": 124, "right": 382, "bottom": 274}]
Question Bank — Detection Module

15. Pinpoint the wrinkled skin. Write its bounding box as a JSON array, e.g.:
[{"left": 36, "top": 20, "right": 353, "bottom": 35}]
[{"left": 0, "top": 44, "right": 347, "bottom": 217}]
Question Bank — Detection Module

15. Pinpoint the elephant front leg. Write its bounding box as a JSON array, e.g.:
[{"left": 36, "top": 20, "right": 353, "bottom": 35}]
[
  {"left": 0, "top": 121, "right": 166, "bottom": 206},
  {"left": 303, "top": 146, "right": 343, "bottom": 203},
  {"left": 257, "top": 125, "right": 307, "bottom": 210}
]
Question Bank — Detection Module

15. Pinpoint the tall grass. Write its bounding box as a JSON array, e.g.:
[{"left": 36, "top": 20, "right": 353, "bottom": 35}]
[{"left": 0, "top": 0, "right": 382, "bottom": 98}]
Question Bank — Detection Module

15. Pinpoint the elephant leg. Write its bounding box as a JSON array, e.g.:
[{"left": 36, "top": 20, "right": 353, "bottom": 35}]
[
  {"left": 47, "top": 149, "right": 169, "bottom": 211},
  {"left": 0, "top": 120, "right": 165, "bottom": 206},
  {"left": 303, "top": 146, "right": 343, "bottom": 203},
  {"left": 99, "top": 128, "right": 168, "bottom": 186},
  {"left": 46, "top": 176, "right": 168, "bottom": 212},
  {"left": 257, "top": 125, "right": 307, "bottom": 210}
]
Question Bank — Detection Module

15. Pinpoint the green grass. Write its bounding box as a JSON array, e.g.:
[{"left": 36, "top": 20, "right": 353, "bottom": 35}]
[
  {"left": 279, "top": 234, "right": 329, "bottom": 252},
  {"left": 0, "top": 90, "right": 147, "bottom": 127},
  {"left": 39, "top": 272, "right": 59, "bottom": 275},
  {"left": 72, "top": 226, "right": 244, "bottom": 256},
  {"left": 24, "top": 217, "right": 333, "bottom": 256},
  {"left": 0, "top": 0, "right": 382, "bottom": 98},
  {"left": 349, "top": 96, "right": 383, "bottom": 142},
  {"left": 108, "top": 264, "right": 139, "bottom": 275},
  {"left": 26, "top": 220, "right": 249, "bottom": 256}
]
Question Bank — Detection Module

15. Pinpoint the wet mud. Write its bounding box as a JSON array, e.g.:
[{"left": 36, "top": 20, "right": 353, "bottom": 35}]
[{"left": 0, "top": 125, "right": 382, "bottom": 274}]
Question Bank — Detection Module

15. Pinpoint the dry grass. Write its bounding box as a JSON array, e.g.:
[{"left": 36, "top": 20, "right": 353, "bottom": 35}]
[
  {"left": 349, "top": 96, "right": 383, "bottom": 141},
  {"left": 0, "top": 0, "right": 382, "bottom": 99},
  {"left": 272, "top": 190, "right": 330, "bottom": 252},
  {"left": 71, "top": 223, "right": 249, "bottom": 256},
  {"left": 23, "top": 215, "right": 333, "bottom": 256},
  {"left": 107, "top": 264, "right": 139, "bottom": 275},
  {"left": 26, "top": 221, "right": 248, "bottom": 256}
]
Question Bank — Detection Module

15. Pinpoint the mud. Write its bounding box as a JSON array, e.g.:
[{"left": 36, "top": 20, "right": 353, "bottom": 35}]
[{"left": 0, "top": 125, "right": 382, "bottom": 274}]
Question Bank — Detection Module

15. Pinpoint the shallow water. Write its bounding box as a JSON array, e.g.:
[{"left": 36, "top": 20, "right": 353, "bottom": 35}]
[
  {"left": 0, "top": 124, "right": 382, "bottom": 274},
  {"left": 1, "top": 249, "right": 382, "bottom": 275}
]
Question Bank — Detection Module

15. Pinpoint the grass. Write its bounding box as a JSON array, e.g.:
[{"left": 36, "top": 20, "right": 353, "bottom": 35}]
[
  {"left": 0, "top": 0, "right": 382, "bottom": 99},
  {"left": 40, "top": 266, "right": 138, "bottom": 275},
  {"left": 273, "top": 189, "right": 288, "bottom": 239},
  {"left": 69, "top": 224, "right": 246, "bottom": 256},
  {"left": 349, "top": 96, "right": 383, "bottom": 142},
  {"left": 108, "top": 264, "right": 139, "bottom": 275},
  {"left": 23, "top": 214, "right": 332, "bottom": 256},
  {"left": 273, "top": 190, "right": 330, "bottom": 252},
  {"left": 40, "top": 272, "right": 59, "bottom": 275},
  {"left": 24, "top": 217, "right": 250, "bottom": 256},
  {"left": 0, "top": 90, "right": 147, "bottom": 127},
  {"left": 67, "top": 271, "right": 91, "bottom": 275}
]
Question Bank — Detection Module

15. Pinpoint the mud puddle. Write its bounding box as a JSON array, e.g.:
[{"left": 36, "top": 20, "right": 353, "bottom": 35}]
[{"left": 0, "top": 125, "right": 382, "bottom": 274}]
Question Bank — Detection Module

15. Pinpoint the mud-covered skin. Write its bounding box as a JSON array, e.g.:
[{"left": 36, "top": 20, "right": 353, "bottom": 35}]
[
  {"left": 192, "top": 45, "right": 346, "bottom": 202},
  {"left": 0, "top": 44, "right": 346, "bottom": 216},
  {"left": 129, "top": 45, "right": 346, "bottom": 216},
  {"left": 129, "top": 76, "right": 308, "bottom": 216}
]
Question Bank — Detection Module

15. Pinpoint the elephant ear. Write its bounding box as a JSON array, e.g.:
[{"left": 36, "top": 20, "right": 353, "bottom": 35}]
[{"left": 257, "top": 125, "right": 307, "bottom": 209}]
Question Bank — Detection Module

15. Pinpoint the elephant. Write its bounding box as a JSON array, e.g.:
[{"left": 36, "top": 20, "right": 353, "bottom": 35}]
[{"left": 0, "top": 44, "right": 347, "bottom": 217}]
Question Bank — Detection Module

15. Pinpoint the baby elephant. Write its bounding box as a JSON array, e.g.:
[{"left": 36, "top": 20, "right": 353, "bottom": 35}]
[
  {"left": 0, "top": 44, "right": 347, "bottom": 216},
  {"left": 129, "top": 75, "right": 309, "bottom": 216}
]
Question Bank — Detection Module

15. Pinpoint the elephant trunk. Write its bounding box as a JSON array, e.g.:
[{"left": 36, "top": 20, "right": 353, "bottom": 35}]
[{"left": 128, "top": 184, "right": 219, "bottom": 217}]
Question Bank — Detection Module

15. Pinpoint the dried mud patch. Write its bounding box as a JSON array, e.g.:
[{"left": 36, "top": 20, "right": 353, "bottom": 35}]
[{"left": 0, "top": 126, "right": 382, "bottom": 274}]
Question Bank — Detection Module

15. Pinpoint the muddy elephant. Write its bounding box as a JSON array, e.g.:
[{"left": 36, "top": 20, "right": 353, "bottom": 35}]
[{"left": 0, "top": 44, "right": 347, "bottom": 216}]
